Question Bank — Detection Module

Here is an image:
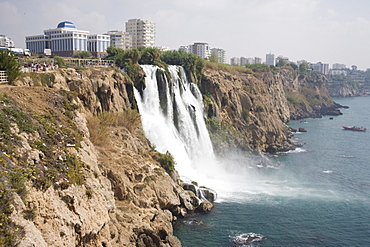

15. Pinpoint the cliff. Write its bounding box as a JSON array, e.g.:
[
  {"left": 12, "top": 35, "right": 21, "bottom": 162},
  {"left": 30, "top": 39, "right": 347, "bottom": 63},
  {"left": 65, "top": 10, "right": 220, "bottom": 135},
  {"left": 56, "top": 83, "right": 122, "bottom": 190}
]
[
  {"left": 0, "top": 65, "right": 340, "bottom": 246},
  {"left": 325, "top": 82, "right": 363, "bottom": 97},
  {"left": 200, "top": 65, "right": 340, "bottom": 153},
  {"left": 0, "top": 68, "right": 207, "bottom": 247}
]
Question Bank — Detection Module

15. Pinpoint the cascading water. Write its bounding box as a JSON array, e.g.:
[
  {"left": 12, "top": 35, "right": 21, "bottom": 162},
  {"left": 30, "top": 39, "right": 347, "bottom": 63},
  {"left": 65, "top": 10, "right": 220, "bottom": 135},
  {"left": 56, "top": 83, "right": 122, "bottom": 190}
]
[{"left": 134, "top": 65, "right": 217, "bottom": 185}]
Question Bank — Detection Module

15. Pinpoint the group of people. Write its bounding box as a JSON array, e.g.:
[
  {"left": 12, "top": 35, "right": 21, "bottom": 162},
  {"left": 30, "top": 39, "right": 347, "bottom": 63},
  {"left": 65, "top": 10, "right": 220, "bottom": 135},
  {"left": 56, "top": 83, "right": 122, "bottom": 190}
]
[{"left": 22, "top": 62, "right": 58, "bottom": 72}]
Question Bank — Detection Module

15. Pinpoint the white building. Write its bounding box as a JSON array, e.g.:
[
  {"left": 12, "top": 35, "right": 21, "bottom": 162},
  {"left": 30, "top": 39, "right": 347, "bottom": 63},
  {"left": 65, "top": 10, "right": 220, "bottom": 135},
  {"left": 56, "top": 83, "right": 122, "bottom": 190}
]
[
  {"left": 310, "top": 62, "right": 329, "bottom": 75},
  {"left": 210, "top": 48, "right": 226, "bottom": 63},
  {"left": 230, "top": 57, "right": 240, "bottom": 66},
  {"left": 87, "top": 34, "right": 110, "bottom": 58},
  {"left": 254, "top": 57, "right": 262, "bottom": 64},
  {"left": 266, "top": 53, "right": 275, "bottom": 66},
  {"left": 240, "top": 57, "right": 248, "bottom": 66},
  {"left": 105, "top": 30, "right": 132, "bottom": 50},
  {"left": 179, "top": 46, "right": 190, "bottom": 53},
  {"left": 189, "top": 42, "right": 211, "bottom": 59},
  {"left": 0, "top": 35, "right": 15, "bottom": 48},
  {"left": 125, "top": 19, "right": 156, "bottom": 48},
  {"left": 25, "top": 21, "right": 103, "bottom": 57},
  {"left": 332, "top": 63, "right": 346, "bottom": 70}
]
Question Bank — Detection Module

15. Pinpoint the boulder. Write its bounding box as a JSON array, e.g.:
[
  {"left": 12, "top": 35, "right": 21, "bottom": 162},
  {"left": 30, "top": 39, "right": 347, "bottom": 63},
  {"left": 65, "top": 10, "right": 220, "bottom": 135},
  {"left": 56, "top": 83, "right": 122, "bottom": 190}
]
[
  {"left": 196, "top": 201, "right": 214, "bottom": 214},
  {"left": 199, "top": 187, "right": 217, "bottom": 202}
]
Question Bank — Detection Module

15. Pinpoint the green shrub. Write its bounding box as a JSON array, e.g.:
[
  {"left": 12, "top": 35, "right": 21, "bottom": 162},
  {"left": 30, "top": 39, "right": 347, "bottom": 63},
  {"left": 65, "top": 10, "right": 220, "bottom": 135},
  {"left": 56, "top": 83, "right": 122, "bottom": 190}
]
[
  {"left": 0, "top": 50, "right": 21, "bottom": 83},
  {"left": 153, "top": 151, "right": 175, "bottom": 174}
]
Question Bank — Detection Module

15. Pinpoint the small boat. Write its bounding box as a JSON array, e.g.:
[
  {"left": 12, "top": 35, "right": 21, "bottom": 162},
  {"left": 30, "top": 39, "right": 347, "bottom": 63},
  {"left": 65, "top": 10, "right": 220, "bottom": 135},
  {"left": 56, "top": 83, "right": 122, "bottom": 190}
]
[{"left": 342, "top": 126, "right": 366, "bottom": 132}]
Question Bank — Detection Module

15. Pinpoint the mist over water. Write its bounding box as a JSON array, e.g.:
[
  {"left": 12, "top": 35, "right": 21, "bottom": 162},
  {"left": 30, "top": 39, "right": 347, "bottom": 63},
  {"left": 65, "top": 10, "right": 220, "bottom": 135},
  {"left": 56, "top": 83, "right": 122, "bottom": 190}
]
[{"left": 134, "top": 67, "right": 370, "bottom": 246}]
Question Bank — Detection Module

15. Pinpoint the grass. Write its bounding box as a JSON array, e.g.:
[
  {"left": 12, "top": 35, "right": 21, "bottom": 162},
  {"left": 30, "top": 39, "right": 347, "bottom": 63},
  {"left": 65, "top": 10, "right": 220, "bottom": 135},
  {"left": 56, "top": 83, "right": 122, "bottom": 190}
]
[{"left": 87, "top": 109, "right": 141, "bottom": 146}]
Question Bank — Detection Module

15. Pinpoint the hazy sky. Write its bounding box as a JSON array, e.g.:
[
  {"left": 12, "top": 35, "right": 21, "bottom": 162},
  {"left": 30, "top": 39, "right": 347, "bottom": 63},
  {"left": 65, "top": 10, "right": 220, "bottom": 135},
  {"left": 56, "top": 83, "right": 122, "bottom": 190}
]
[{"left": 1, "top": 0, "right": 370, "bottom": 69}]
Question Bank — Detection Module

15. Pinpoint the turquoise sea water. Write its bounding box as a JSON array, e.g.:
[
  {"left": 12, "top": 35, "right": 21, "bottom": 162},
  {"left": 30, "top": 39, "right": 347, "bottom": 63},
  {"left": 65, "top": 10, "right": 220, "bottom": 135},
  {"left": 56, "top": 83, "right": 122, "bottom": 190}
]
[{"left": 174, "top": 96, "right": 370, "bottom": 246}]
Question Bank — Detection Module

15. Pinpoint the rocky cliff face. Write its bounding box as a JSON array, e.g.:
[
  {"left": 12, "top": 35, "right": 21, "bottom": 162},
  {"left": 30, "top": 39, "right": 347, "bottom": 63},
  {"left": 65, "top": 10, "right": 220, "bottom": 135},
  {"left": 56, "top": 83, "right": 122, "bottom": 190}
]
[
  {"left": 325, "top": 83, "right": 363, "bottom": 97},
  {"left": 1, "top": 68, "right": 210, "bottom": 247},
  {"left": 200, "top": 66, "right": 340, "bottom": 153}
]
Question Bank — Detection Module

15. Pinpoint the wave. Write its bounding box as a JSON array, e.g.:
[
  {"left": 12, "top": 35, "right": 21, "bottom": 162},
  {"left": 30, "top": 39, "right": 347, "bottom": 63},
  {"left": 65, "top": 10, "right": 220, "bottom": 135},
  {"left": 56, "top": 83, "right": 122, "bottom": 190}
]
[
  {"left": 284, "top": 147, "right": 307, "bottom": 154},
  {"left": 339, "top": 154, "right": 355, "bottom": 158},
  {"left": 232, "top": 232, "right": 266, "bottom": 246},
  {"left": 323, "top": 170, "right": 333, "bottom": 174}
]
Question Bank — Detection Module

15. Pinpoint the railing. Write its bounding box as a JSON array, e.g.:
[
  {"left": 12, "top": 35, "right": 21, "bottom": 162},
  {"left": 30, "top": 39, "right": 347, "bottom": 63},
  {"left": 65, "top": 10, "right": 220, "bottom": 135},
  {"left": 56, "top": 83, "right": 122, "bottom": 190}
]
[{"left": 0, "top": 70, "right": 8, "bottom": 84}]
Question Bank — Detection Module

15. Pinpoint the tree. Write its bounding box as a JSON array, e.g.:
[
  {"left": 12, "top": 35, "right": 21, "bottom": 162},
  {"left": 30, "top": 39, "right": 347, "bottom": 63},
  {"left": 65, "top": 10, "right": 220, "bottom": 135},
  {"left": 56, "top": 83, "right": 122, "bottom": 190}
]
[
  {"left": 276, "top": 58, "right": 288, "bottom": 67},
  {"left": 209, "top": 53, "right": 219, "bottom": 63},
  {"left": 73, "top": 51, "right": 92, "bottom": 59},
  {"left": 0, "top": 50, "right": 21, "bottom": 83},
  {"left": 139, "top": 47, "right": 161, "bottom": 64},
  {"left": 299, "top": 61, "right": 310, "bottom": 72}
]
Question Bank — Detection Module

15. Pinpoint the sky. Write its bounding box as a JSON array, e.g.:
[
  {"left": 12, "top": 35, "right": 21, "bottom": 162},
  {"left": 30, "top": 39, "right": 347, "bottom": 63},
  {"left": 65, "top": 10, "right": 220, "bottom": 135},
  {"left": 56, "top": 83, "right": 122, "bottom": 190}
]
[{"left": 1, "top": 0, "right": 370, "bottom": 70}]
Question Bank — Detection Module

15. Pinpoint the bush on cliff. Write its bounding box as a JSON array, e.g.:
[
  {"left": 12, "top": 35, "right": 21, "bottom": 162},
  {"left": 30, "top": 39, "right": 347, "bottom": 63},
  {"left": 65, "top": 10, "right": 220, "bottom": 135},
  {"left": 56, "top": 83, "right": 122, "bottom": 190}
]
[
  {"left": 152, "top": 151, "right": 176, "bottom": 175},
  {"left": 0, "top": 49, "right": 21, "bottom": 83}
]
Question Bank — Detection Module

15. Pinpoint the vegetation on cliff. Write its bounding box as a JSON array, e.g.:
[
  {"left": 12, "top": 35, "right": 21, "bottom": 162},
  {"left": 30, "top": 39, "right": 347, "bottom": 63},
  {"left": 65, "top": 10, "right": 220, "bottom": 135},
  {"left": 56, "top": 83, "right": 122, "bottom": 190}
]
[
  {"left": 0, "top": 89, "right": 85, "bottom": 245},
  {"left": 0, "top": 50, "right": 21, "bottom": 83}
]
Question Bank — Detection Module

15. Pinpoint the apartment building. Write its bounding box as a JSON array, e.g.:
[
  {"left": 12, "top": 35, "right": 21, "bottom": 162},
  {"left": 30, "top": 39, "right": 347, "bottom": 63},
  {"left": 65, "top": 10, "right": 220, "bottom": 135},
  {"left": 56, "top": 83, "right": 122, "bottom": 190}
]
[
  {"left": 230, "top": 57, "right": 240, "bottom": 66},
  {"left": 189, "top": 42, "right": 211, "bottom": 59},
  {"left": 105, "top": 30, "right": 132, "bottom": 50},
  {"left": 211, "top": 48, "right": 226, "bottom": 64},
  {"left": 266, "top": 53, "right": 275, "bottom": 66},
  {"left": 310, "top": 62, "right": 329, "bottom": 75},
  {"left": 125, "top": 19, "right": 156, "bottom": 48}
]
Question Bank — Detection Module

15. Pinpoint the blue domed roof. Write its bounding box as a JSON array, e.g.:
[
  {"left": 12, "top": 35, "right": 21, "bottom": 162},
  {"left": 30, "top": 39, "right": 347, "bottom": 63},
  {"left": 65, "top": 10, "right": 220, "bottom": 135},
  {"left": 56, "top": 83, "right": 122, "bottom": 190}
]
[{"left": 57, "top": 21, "right": 76, "bottom": 29}]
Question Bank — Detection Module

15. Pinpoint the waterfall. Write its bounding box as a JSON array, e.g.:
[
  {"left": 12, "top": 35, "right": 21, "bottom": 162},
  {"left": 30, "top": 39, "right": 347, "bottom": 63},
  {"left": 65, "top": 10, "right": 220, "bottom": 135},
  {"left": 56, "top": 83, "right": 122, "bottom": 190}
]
[
  {"left": 134, "top": 65, "right": 216, "bottom": 183},
  {"left": 133, "top": 65, "right": 287, "bottom": 201}
]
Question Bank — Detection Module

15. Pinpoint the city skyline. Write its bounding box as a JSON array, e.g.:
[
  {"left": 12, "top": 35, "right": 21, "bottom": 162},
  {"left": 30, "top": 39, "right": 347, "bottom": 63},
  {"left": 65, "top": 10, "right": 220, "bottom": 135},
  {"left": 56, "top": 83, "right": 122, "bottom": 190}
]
[{"left": 1, "top": 0, "right": 370, "bottom": 70}]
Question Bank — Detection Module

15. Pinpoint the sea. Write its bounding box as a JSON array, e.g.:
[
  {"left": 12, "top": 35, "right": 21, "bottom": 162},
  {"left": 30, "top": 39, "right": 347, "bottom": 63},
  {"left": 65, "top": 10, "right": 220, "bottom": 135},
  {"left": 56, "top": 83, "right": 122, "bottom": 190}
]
[{"left": 174, "top": 96, "right": 370, "bottom": 247}]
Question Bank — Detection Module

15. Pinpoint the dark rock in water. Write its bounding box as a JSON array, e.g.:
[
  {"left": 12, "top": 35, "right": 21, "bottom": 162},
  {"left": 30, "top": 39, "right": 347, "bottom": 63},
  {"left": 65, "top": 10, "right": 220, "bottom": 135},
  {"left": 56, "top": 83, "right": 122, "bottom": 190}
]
[
  {"left": 182, "top": 183, "right": 197, "bottom": 195},
  {"left": 199, "top": 187, "right": 217, "bottom": 202},
  {"left": 233, "top": 233, "right": 266, "bottom": 245},
  {"left": 329, "top": 117, "right": 333, "bottom": 120},
  {"left": 299, "top": 127, "right": 307, "bottom": 132},
  {"left": 196, "top": 201, "right": 213, "bottom": 213}
]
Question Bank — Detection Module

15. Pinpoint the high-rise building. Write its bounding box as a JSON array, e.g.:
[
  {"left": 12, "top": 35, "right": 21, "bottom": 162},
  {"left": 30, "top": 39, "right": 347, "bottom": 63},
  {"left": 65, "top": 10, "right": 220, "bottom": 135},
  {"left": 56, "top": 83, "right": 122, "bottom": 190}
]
[
  {"left": 189, "top": 42, "right": 211, "bottom": 59},
  {"left": 125, "top": 19, "right": 156, "bottom": 48},
  {"left": 0, "top": 35, "right": 15, "bottom": 48},
  {"left": 210, "top": 48, "right": 226, "bottom": 64},
  {"left": 105, "top": 30, "right": 132, "bottom": 50},
  {"left": 240, "top": 57, "right": 248, "bottom": 66},
  {"left": 332, "top": 63, "right": 346, "bottom": 70},
  {"left": 310, "top": 62, "right": 329, "bottom": 75},
  {"left": 255, "top": 57, "right": 262, "bottom": 64},
  {"left": 26, "top": 21, "right": 109, "bottom": 57},
  {"left": 266, "top": 53, "right": 275, "bottom": 66},
  {"left": 230, "top": 57, "right": 240, "bottom": 66},
  {"left": 179, "top": 46, "right": 190, "bottom": 53}
]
